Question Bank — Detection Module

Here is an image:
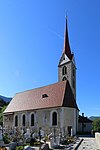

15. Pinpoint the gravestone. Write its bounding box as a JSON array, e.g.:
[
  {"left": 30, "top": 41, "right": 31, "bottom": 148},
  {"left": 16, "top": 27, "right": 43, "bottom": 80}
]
[
  {"left": 71, "top": 128, "right": 73, "bottom": 136},
  {"left": 39, "top": 128, "right": 44, "bottom": 140},
  {"left": 24, "top": 146, "right": 35, "bottom": 150},
  {"left": 24, "top": 128, "right": 31, "bottom": 143},
  {"left": 50, "top": 137, "right": 54, "bottom": 148},
  {"left": 0, "top": 126, "right": 4, "bottom": 147},
  {"left": 41, "top": 143, "right": 49, "bottom": 150}
]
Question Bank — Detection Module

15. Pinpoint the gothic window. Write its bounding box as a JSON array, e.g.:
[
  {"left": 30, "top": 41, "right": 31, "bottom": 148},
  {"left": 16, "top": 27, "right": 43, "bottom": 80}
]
[
  {"left": 22, "top": 114, "right": 26, "bottom": 126},
  {"left": 62, "top": 76, "right": 67, "bottom": 81},
  {"left": 15, "top": 115, "right": 18, "bottom": 127},
  {"left": 31, "top": 113, "right": 34, "bottom": 126},
  {"left": 62, "top": 66, "right": 67, "bottom": 75},
  {"left": 52, "top": 112, "right": 57, "bottom": 126}
]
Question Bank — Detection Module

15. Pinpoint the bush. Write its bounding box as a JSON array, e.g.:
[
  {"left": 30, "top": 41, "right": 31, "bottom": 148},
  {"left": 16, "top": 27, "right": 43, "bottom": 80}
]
[
  {"left": 34, "top": 141, "right": 41, "bottom": 146},
  {"left": 67, "top": 136, "right": 74, "bottom": 144},
  {"left": 16, "top": 146, "right": 24, "bottom": 150},
  {"left": 93, "top": 119, "right": 100, "bottom": 132},
  {"left": 3, "top": 134, "right": 10, "bottom": 144},
  {"left": 30, "top": 138, "right": 37, "bottom": 146}
]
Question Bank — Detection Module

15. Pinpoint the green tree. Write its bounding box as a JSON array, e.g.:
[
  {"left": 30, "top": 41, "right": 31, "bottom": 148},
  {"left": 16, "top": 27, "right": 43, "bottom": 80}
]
[
  {"left": 93, "top": 119, "right": 100, "bottom": 132},
  {"left": 0, "top": 105, "right": 8, "bottom": 125}
]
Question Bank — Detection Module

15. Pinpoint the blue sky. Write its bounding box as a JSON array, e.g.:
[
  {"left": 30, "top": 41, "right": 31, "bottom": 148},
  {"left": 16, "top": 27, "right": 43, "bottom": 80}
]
[{"left": 0, "top": 0, "right": 100, "bottom": 117}]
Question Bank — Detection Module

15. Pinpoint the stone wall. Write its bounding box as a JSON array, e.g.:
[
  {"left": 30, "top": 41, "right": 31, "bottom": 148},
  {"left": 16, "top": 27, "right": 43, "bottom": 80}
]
[
  {"left": 3, "top": 107, "right": 78, "bottom": 136},
  {"left": 95, "top": 132, "right": 100, "bottom": 148},
  {"left": 3, "top": 114, "right": 13, "bottom": 130}
]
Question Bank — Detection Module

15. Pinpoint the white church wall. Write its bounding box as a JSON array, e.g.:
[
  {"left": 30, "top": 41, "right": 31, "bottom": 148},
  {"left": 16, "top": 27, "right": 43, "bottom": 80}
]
[
  {"left": 3, "top": 114, "right": 13, "bottom": 130},
  {"left": 3, "top": 106, "right": 78, "bottom": 136},
  {"left": 63, "top": 107, "right": 77, "bottom": 135}
]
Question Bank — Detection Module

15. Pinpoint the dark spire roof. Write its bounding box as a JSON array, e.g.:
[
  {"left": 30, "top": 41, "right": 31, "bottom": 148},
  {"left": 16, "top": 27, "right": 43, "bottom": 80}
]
[{"left": 63, "top": 17, "right": 72, "bottom": 60}]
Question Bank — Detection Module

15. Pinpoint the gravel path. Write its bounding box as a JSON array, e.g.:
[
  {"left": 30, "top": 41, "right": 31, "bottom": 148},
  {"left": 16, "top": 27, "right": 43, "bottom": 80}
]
[{"left": 78, "top": 137, "right": 100, "bottom": 150}]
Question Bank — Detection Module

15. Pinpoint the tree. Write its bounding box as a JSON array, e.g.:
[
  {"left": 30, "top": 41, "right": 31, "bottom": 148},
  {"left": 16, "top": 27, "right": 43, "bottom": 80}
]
[
  {"left": 92, "top": 119, "right": 100, "bottom": 132},
  {"left": 0, "top": 105, "right": 8, "bottom": 125}
]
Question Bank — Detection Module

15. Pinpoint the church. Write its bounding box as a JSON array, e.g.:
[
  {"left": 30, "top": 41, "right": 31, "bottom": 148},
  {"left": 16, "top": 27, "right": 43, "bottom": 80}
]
[{"left": 3, "top": 18, "right": 79, "bottom": 136}]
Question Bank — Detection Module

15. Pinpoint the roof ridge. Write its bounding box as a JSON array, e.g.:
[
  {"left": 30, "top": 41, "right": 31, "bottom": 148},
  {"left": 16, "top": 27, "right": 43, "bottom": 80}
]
[{"left": 16, "top": 80, "right": 67, "bottom": 95}]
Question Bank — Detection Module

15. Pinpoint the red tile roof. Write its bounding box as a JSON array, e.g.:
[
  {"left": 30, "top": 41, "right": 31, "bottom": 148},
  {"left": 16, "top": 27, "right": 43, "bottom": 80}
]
[{"left": 4, "top": 80, "right": 78, "bottom": 114}]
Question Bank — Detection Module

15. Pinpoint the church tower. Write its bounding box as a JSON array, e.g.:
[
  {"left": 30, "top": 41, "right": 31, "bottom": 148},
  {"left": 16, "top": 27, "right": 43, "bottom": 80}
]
[{"left": 58, "top": 18, "right": 76, "bottom": 100}]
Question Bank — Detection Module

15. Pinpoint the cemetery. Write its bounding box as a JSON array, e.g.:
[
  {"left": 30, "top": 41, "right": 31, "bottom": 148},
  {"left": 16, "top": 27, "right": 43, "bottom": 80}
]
[{"left": 0, "top": 126, "right": 82, "bottom": 150}]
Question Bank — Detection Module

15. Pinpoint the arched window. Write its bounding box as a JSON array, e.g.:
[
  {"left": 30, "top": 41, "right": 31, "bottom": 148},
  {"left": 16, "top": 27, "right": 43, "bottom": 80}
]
[
  {"left": 15, "top": 115, "right": 18, "bottom": 127},
  {"left": 22, "top": 114, "right": 26, "bottom": 126},
  {"left": 52, "top": 112, "right": 57, "bottom": 126},
  {"left": 31, "top": 114, "right": 34, "bottom": 126},
  {"left": 62, "top": 76, "right": 67, "bottom": 81},
  {"left": 62, "top": 66, "right": 67, "bottom": 75}
]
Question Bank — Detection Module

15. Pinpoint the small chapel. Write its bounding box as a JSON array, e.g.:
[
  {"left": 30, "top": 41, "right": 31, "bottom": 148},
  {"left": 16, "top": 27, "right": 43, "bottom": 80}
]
[{"left": 3, "top": 18, "right": 79, "bottom": 136}]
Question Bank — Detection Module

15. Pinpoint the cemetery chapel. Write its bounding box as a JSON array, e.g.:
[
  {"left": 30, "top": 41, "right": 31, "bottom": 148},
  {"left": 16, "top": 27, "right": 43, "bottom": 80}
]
[{"left": 3, "top": 18, "right": 79, "bottom": 136}]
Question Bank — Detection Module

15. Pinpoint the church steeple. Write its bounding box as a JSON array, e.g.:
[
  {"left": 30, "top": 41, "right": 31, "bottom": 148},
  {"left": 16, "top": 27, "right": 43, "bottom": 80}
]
[
  {"left": 63, "top": 17, "right": 72, "bottom": 60},
  {"left": 58, "top": 17, "right": 76, "bottom": 100}
]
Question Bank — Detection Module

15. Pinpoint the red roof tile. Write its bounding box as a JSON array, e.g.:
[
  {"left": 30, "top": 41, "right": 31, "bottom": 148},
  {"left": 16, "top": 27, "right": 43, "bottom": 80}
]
[{"left": 4, "top": 80, "right": 78, "bottom": 114}]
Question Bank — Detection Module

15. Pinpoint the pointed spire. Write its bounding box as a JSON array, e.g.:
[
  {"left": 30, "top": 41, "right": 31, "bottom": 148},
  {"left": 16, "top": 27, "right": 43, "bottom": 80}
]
[{"left": 63, "top": 17, "right": 72, "bottom": 60}]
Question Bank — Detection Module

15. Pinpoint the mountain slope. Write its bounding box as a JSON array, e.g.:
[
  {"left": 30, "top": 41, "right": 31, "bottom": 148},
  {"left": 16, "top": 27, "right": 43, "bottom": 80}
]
[
  {"left": 89, "top": 116, "right": 100, "bottom": 121},
  {"left": 0, "top": 95, "right": 12, "bottom": 103}
]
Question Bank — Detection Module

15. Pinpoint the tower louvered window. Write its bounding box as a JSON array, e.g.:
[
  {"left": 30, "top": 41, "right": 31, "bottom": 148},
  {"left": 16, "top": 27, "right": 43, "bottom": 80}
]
[{"left": 62, "top": 66, "right": 67, "bottom": 75}]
